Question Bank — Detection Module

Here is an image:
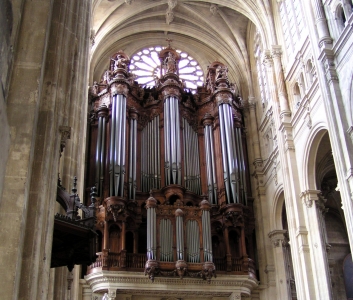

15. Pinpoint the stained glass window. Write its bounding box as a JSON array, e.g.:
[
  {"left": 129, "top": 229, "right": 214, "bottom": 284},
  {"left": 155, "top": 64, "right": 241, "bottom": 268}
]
[{"left": 129, "top": 46, "right": 204, "bottom": 92}]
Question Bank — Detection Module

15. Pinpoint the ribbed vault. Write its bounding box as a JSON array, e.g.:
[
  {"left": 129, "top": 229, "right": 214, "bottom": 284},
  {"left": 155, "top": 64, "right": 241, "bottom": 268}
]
[{"left": 90, "top": 0, "right": 273, "bottom": 98}]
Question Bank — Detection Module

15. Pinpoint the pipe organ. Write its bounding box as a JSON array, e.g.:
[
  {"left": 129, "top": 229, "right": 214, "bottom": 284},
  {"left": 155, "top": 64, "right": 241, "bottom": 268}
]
[{"left": 86, "top": 47, "right": 256, "bottom": 282}]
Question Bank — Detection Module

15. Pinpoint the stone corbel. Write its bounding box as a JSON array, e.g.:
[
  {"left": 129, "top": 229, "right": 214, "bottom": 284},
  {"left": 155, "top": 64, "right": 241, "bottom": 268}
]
[
  {"left": 268, "top": 230, "right": 287, "bottom": 248},
  {"left": 300, "top": 189, "right": 321, "bottom": 208},
  {"left": 59, "top": 125, "right": 71, "bottom": 154}
]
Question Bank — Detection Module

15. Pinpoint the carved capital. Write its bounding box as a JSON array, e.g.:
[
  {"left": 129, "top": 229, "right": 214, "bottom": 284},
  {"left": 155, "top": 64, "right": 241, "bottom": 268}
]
[
  {"left": 129, "top": 106, "right": 139, "bottom": 120},
  {"left": 271, "top": 45, "right": 283, "bottom": 58},
  {"left": 162, "top": 86, "right": 181, "bottom": 99},
  {"left": 300, "top": 189, "right": 321, "bottom": 208},
  {"left": 268, "top": 230, "right": 287, "bottom": 248},
  {"left": 215, "top": 91, "right": 232, "bottom": 105},
  {"left": 202, "top": 113, "right": 214, "bottom": 126},
  {"left": 110, "top": 82, "right": 129, "bottom": 96}
]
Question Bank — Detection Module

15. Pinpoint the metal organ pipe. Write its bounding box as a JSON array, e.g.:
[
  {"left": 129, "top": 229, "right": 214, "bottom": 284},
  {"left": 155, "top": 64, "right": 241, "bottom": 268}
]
[
  {"left": 176, "top": 211, "right": 184, "bottom": 260},
  {"left": 218, "top": 107, "right": 231, "bottom": 201},
  {"left": 109, "top": 94, "right": 127, "bottom": 197},
  {"left": 182, "top": 118, "right": 201, "bottom": 194},
  {"left": 164, "top": 97, "right": 182, "bottom": 186},
  {"left": 129, "top": 116, "right": 137, "bottom": 200},
  {"left": 218, "top": 103, "right": 246, "bottom": 204},
  {"left": 95, "top": 112, "right": 107, "bottom": 197},
  {"left": 204, "top": 124, "right": 217, "bottom": 204},
  {"left": 186, "top": 220, "right": 200, "bottom": 263},
  {"left": 141, "top": 116, "right": 161, "bottom": 192},
  {"left": 160, "top": 219, "right": 173, "bottom": 262},
  {"left": 146, "top": 204, "right": 157, "bottom": 260},
  {"left": 202, "top": 210, "right": 213, "bottom": 262}
]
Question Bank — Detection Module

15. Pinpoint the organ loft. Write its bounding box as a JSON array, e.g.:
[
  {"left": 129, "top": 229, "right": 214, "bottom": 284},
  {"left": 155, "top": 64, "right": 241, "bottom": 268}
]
[{"left": 85, "top": 44, "right": 257, "bottom": 282}]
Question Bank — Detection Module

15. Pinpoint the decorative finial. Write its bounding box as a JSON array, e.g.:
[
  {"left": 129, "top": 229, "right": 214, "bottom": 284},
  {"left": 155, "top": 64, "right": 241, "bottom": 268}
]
[
  {"left": 71, "top": 176, "right": 77, "bottom": 194},
  {"left": 90, "top": 185, "right": 97, "bottom": 205}
]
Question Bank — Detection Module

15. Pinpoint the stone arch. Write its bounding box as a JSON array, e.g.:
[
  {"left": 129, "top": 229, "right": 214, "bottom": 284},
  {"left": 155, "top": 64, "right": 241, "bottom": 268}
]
[
  {"left": 303, "top": 124, "right": 350, "bottom": 298},
  {"left": 272, "top": 186, "right": 285, "bottom": 230},
  {"left": 301, "top": 123, "right": 328, "bottom": 191},
  {"left": 350, "top": 73, "right": 353, "bottom": 124}
]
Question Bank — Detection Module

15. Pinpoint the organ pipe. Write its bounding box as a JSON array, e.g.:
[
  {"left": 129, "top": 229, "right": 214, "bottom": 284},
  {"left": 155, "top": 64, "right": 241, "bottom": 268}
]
[
  {"left": 146, "top": 201, "right": 157, "bottom": 260},
  {"left": 164, "top": 97, "right": 181, "bottom": 185},
  {"left": 175, "top": 209, "right": 184, "bottom": 260},
  {"left": 183, "top": 118, "right": 201, "bottom": 194},
  {"left": 186, "top": 220, "right": 200, "bottom": 263},
  {"left": 129, "top": 112, "right": 137, "bottom": 200},
  {"left": 109, "top": 94, "right": 126, "bottom": 197},
  {"left": 203, "top": 123, "right": 217, "bottom": 204},
  {"left": 141, "top": 116, "right": 161, "bottom": 192},
  {"left": 95, "top": 107, "right": 108, "bottom": 197},
  {"left": 202, "top": 210, "right": 213, "bottom": 262},
  {"left": 218, "top": 103, "right": 247, "bottom": 204},
  {"left": 160, "top": 219, "right": 173, "bottom": 262}
]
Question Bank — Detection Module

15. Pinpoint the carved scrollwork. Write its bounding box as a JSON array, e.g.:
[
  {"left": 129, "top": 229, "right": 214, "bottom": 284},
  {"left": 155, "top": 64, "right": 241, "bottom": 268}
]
[
  {"left": 144, "top": 260, "right": 160, "bottom": 282},
  {"left": 215, "top": 91, "right": 232, "bottom": 105},
  {"left": 106, "top": 204, "right": 125, "bottom": 222},
  {"left": 200, "top": 262, "right": 216, "bottom": 283}
]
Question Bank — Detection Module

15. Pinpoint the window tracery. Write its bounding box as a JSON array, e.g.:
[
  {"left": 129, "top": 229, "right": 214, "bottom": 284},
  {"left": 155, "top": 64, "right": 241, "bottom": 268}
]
[
  {"left": 278, "top": 0, "right": 306, "bottom": 56},
  {"left": 129, "top": 46, "right": 204, "bottom": 92},
  {"left": 254, "top": 33, "right": 270, "bottom": 110}
]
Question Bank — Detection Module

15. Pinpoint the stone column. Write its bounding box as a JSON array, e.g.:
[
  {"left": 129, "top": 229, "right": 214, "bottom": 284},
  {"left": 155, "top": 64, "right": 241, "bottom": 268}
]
[
  {"left": 247, "top": 99, "right": 262, "bottom": 169},
  {"left": 263, "top": 49, "right": 316, "bottom": 300},
  {"left": 300, "top": 190, "right": 332, "bottom": 299},
  {"left": 268, "top": 230, "right": 291, "bottom": 300},
  {"left": 0, "top": 0, "right": 54, "bottom": 299},
  {"left": 271, "top": 46, "right": 291, "bottom": 117},
  {"left": 311, "top": 0, "right": 333, "bottom": 47}
]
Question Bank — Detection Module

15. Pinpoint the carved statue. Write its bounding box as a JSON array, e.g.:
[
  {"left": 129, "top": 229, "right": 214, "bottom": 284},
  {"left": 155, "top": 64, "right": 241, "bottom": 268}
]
[
  {"left": 216, "top": 65, "right": 228, "bottom": 81},
  {"left": 91, "top": 81, "right": 99, "bottom": 95},
  {"left": 103, "top": 70, "right": 112, "bottom": 84},
  {"left": 112, "top": 54, "right": 127, "bottom": 70},
  {"left": 165, "top": 52, "right": 176, "bottom": 73}
]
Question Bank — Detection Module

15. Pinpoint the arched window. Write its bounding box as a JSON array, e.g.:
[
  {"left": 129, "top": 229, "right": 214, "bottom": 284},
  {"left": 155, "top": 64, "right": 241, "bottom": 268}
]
[
  {"left": 293, "top": 82, "right": 301, "bottom": 109},
  {"left": 279, "top": 0, "right": 306, "bottom": 56},
  {"left": 336, "top": 4, "right": 346, "bottom": 33},
  {"left": 254, "top": 33, "right": 270, "bottom": 110},
  {"left": 306, "top": 59, "right": 314, "bottom": 86}
]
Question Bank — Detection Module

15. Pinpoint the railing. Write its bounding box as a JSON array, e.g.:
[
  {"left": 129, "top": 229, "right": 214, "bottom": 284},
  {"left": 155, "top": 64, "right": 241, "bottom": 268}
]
[
  {"left": 213, "top": 256, "right": 226, "bottom": 271},
  {"left": 88, "top": 252, "right": 146, "bottom": 273},
  {"left": 231, "top": 257, "right": 242, "bottom": 271}
]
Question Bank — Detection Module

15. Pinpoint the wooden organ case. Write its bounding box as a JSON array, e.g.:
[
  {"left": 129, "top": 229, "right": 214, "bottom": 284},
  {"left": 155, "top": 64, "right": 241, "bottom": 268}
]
[{"left": 86, "top": 46, "right": 256, "bottom": 282}]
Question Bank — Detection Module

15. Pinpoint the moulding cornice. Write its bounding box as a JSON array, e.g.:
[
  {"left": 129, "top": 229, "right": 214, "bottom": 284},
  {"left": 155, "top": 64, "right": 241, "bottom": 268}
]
[{"left": 85, "top": 271, "right": 258, "bottom": 296}]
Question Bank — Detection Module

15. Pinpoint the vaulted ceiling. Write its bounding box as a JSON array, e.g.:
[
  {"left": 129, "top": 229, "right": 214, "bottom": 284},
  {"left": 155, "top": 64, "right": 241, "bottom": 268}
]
[{"left": 90, "top": 0, "right": 274, "bottom": 97}]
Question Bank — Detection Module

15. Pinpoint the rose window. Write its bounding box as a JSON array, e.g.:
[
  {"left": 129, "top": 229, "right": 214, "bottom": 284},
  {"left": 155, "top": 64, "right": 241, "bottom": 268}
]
[{"left": 129, "top": 46, "right": 204, "bottom": 92}]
